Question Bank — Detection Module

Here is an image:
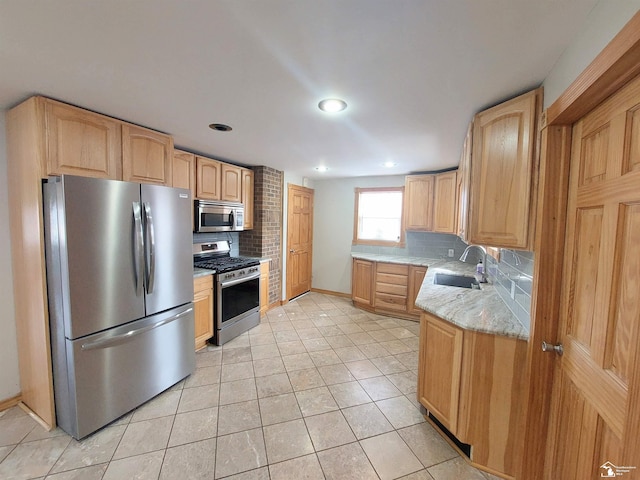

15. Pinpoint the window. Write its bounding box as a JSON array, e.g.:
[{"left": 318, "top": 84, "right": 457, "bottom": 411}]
[{"left": 353, "top": 187, "right": 405, "bottom": 246}]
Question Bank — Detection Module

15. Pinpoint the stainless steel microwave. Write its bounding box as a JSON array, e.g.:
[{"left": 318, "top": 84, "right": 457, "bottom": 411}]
[{"left": 194, "top": 200, "right": 244, "bottom": 232}]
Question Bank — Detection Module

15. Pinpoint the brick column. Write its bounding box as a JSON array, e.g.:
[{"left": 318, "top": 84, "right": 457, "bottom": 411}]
[{"left": 239, "top": 166, "right": 283, "bottom": 306}]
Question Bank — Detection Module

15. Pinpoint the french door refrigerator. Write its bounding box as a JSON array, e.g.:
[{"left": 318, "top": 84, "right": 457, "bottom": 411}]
[{"left": 44, "top": 175, "right": 195, "bottom": 439}]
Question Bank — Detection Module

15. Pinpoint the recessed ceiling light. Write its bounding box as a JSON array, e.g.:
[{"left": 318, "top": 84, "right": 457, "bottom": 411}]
[
  {"left": 209, "top": 123, "right": 232, "bottom": 132},
  {"left": 318, "top": 98, "right": 347, "bottom": 113},
  {"left": 315, "top": 166, "right": 329, "bottom": 172},
  {"left": 383, "top": 161, "right": 397, "bottom": 168}
]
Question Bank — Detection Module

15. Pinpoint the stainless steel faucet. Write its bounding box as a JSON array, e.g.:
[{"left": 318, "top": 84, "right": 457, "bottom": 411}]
[{"left": 459, "top": 245, "right": 488, "bottom": 283}]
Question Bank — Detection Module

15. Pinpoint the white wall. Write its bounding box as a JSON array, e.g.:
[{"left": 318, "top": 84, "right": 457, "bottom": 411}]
[
  {"left": 0, "top": 112, "right": 20, "bottom": 400},
  {"left": 543, "top": 0, "right": 640, "bottom": 108},
  {"left": 312, "top": 175, "right": 405, "bottom": 295}
]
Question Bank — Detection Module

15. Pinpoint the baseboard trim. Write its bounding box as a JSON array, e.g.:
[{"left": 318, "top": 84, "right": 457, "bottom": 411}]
[
  {"left": 310, "top": 288, "right": 351, "bottom": 299},
  {"left": 0, "top": 394, "right": 21, "bottom": 412}
]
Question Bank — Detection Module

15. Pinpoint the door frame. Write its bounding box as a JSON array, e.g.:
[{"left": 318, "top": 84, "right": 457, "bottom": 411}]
[
  {"left": 285, "top": 183, "right": 314, "bottom": 301},
  {"left": 519, "top": 11, "right": 640, "bottom": 479}
]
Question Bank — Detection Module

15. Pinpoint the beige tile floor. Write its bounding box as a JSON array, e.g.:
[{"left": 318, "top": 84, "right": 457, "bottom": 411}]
[{"left": 0, "top": 292, "right": 500, "bottom": 480}]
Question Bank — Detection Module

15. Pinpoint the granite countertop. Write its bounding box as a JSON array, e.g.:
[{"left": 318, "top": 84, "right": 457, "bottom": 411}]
[
  {"left": 415, "top": 261, "right": 529, "bottom": 340},
  {"left": 351, "top": 252, "right": 442, "bottom": 267},
  {"left": 193, "top": 267, "right": 214, "bottom": 278}
]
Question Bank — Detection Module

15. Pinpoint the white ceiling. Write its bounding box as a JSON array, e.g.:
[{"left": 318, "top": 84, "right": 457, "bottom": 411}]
[{"left": 0, "top": 0, "right": 598, "bottom": 179}]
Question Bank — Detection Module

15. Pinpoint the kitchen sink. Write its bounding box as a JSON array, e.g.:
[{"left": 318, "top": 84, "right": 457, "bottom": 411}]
[{"left": 433, "top": 273, "right": 480, "bottom": 289}]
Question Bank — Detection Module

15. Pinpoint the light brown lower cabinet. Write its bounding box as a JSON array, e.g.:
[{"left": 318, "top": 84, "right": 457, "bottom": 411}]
[
  {"left": 418, "top": 311, "right": 527, "bottom": 478},
  {"left": 193, "top": 275, "right": 214, "bottom": 351},
  {"left": 260, "top": 261, "right": 270, "bottom": 316},
  {"left": 352, "top": 259, "right": 426, "bottom": 320},
  {"left": 352, "top": 259, "right": 375, "bottom": 306}
]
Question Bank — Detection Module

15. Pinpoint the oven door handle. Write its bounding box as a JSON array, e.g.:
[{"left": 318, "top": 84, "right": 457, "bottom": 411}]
[{"left": 219, "top": 271, "right": 260, "bottom": 288}]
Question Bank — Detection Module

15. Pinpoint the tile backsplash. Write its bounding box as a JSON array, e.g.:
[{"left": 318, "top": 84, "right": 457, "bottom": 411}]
[
  {"left": 351, "top": 231, "right": 470, "bottom": 260},
  {"left": 486, "top": 249, "right": 534, "bottom": 332}
]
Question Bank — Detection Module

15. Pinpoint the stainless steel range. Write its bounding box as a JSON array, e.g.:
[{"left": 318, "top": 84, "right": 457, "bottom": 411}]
[{"left": 193, "top": 241, "right": 260, "bottom": 345}]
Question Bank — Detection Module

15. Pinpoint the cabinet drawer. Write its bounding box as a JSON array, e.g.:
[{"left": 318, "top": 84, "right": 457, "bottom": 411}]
[
  {"left": 375, "top": 293, "right": 408, "bottom": 312},
  {"left": 376, "top": 263, "right": 409, "bottom": 275},
  {"left": 376, "top": 272, "right": 408, "bottom": 287},
  {"left": 376, "top": 281, "right": 408, "bottom": 296}
]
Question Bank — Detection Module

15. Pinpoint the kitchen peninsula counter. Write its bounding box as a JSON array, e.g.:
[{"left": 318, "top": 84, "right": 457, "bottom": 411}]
[{"left": 415, "top": 261, "right": 529, "bottom": 340}]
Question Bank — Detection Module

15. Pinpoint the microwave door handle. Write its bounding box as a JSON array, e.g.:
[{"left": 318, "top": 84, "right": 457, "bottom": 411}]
[
  {"left": 132, "top": 202, "right": 144, "bottom": 296},
  {"left": 230, "top": 210, "right": 235, "bottom": 228},
  {"left": 143, "top": 202, "right": 156, "bottom": 294}
]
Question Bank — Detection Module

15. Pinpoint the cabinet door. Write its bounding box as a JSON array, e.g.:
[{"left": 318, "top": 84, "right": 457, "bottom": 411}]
[
  {"left": 196, "top": 156, "right": 221, "bottom": 200},
  {"left": 122, "top": 124, "right": 173, "bottom": 185},
  {"left": 193, "top": 276, "right": 214, "bottom": 350},
  {"left": 173, "top": 150, "right": 196, "bottom": 230},
  {"left": 45, "top": 99, "right": 121, "bottom": 179},
  {"left": 172, "top": 150, "right": 195, "bottom": 193},
  {"left": 352, "top": 259, "right": 374, "bottom": 306},
  {"left": 433, "top": 171, "right": 458, "bottom": 233},
  {"left": 260, "top": 261, "right": 269, "bottom": 315},
  {"left": 242, "top": 168, "right": 254, "bottom": 229},
  {"left": 457, "top": 123, "right": 472, "bottom": 241},
  {"left": 221, "top": 164, "right": 242, "bottom": 202},
  {"left": 404, "top": 175, "right": 434, "bottom": 231},
  {"left": 418, "top": 312, "right": 463, "bottom": 434},
  {"left": 469, "top": 89, "right": 540, "bottom": 249},
  {"left": 407, "top": 266, "right": 427, "bottom": 315}
]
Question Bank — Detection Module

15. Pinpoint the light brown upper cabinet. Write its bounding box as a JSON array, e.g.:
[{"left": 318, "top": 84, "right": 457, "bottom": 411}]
[
  {"left": 456, "top": 123, "right": 472, "bottom": 242},
  {"left": 196, "top": 156, "right": 222, "bottom": 200},
  {"left": 241, "top": 168, "right": 254, "bottom": 229},
  {"left": 404, "top": 175, "right": 434, "bottom": 231},
  {"left": 45, "top": 99, "right": 122, "bottom": 179},
  {"left": 172, "top": 150, "right": 196, "bottom": 194},
  {"left": 221, "top": 163, "right": 242, "bottom": 202},
  {"left": 468, "top": 88, "right": 541, "bottom": 249},
  {"left": 432, "top": 171, "right": 458, "bottom": 233},
  {"left": 122, "top": 124, "right": 173, "bottom": 186},
  {"left": 172, "top": 150, "right": 196, "bottom": 229},
  {"left": 405, "top": 171, "right": 457, "bottom": 233}
]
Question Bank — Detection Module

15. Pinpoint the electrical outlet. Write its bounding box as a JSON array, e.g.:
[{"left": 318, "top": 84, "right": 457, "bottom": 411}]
[
  {"left": 448, "top": 249, "right": 454, "bottom": 257},
  {"left": 510, "top": 279, "right": 516, "bottom": 299}
]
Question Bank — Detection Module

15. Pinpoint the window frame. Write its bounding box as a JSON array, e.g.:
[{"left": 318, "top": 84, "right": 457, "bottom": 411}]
[{"left": 353, "top": 186, "right": 406, "bottom": 247}]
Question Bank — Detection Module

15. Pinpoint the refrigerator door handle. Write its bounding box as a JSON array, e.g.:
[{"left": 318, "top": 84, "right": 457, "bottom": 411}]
[
  {"left": 132, "top": 202, "right": 144, "bottom": 296},
  {"left": 143, "top": 202, "right": 156, "bottom": 294},
  {"left": 80, "top": 307, "right": 193, "bottom": 351}
]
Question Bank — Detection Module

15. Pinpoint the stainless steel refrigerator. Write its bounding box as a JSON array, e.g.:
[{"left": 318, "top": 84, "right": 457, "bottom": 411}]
[{"left": 44, "top": 175, "right": 195, "bottom": 439}]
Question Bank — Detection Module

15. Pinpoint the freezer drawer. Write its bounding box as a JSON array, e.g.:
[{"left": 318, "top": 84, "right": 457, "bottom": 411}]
[{"left": 53, "top": 304, "right": 195, "bottom": 439}]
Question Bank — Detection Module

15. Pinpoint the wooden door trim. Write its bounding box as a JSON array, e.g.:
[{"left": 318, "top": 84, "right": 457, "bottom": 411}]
[
  {"left": 519, "top": 125, "right": 572, "bottom": 480},
  {"left": 547, "top": 11, "right": 640, "bottom": 125},
  {"left": 521, "top": 11, "right": 640, "bottom": 480}
]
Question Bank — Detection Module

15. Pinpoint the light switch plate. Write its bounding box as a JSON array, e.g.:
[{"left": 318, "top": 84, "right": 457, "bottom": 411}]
[{"left": 448, "top": 249, "right": 454, "bottom": 257}]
